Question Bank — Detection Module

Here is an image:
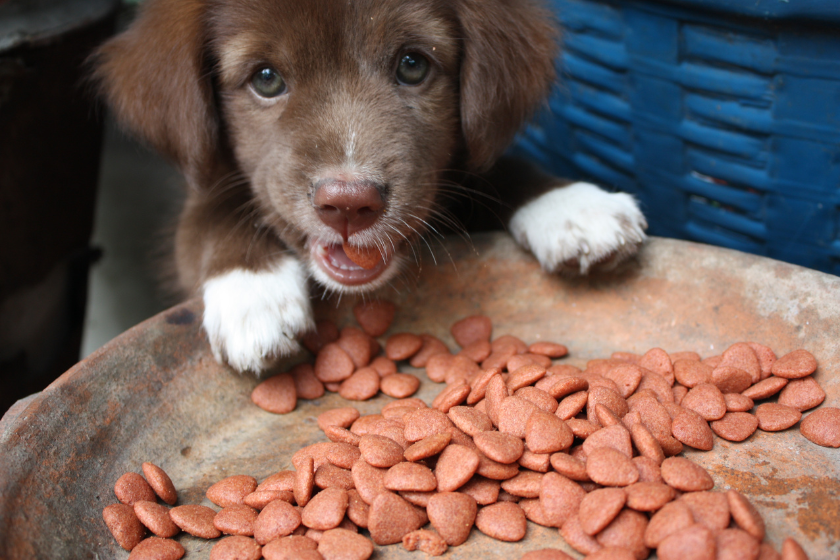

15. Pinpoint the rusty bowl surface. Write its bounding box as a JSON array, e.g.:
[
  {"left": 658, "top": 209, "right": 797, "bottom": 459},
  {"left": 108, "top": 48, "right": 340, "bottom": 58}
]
[{"left": 1, "top": 233, "right": 839, "bottom": 559}]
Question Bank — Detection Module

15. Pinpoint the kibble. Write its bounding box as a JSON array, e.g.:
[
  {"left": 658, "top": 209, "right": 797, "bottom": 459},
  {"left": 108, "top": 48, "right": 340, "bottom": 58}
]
[
  {"left": 244, "top": 490, "right": 293, "bottom": 510},
  {"left": 134, "top": 501, "right": 179, "bottom": 538},
  {"left": 210, "top": 536, "right": 261, "bottom": 560},
  {"left": 657, "top": 524, "right": 715, "bottom": 560},
  {"left": 771, "top": 349, "right": 817, "bottom": 379},
  {"left": 302, "top": 320, "right": 339, "bottom": 355},
  {"left": 212, "top": 504, "right": 258, "bottom": 536},
  {"left": 799, "top": 407, "right": 840, "bottom": 447},
  {"left": 526, "top": 409, "right": 573, "bottom": 454},
  {"left": 540, "top": 471, "right": 586, "bottom": 528},
  {"left": 449, "top": 405, "right": 494, "bottom": 436},
  {"left": 717, "top": 528, "right": 761, "bottom": 560},
  {"left": 710, "top": 412, "right": 759, "bottom": 442},
  {"left": 345, "top": 489, "right": 370, "bottom": 528},
  {"left": 432, "top": 379, "right": 472, "bottom": 414},
  {"left": 726, "top": 490, "right": 766, "bottom": 541},
  {"left": 326, "top": 442, "right": 361, "bottom": 470},
  {"left": 314, "top": 343, "right": 355, "bottom": 383},
  {"left": 206, "top": 475, "right": 257, "bottom": 508},
  {"left": 781, "top": 537, "right": 809, "bottom": 560},
  {"left": 379, "top": 373, "right": 420, "bottom": 398},
  {"left": 585, "top": 447, "right": 639, "bottom": 487},
  {"left": 301, "top": 487, "right": 349, "bottom": 531},
  {"left": 674, "top": 359, "right": 713, "bottom": 388},
  {"left": 337, "top": 327, "right": 374, "bottom": 369},
  {"left": 403, "top": 433, "right": 451, "bottom": 462},
  {"left": 141, "top": 462, "right": 177, "bottom": 505},
  {"left": 595, "top": 508, "right": 649, "bottom": 560},
  {"left": 459, "top": 475, "right": 501, "bottom": 505},
  {"left": 384, "top": 462, "right": 437, "bottom": 492},
  {"left": 473, "top": 431, "right": 525, "bottom": 464},
  {"left": 742, "top": 376, "right": 788, "bottom": 400},
  {"left": 256, "top": 470, "right": 295, "bottom": 493},
  {"left": 353, "top": 300, "right": 395, "bottom": 337},
  {"left": 681, "top": 491, "right": 731, "bottom": 532},
  {"left": 778, "top": 376, "right": 826, "bottom": 411},
  {"left": 588, "top": 548, "right": 636, "bottom": 560},
  {"left": 632, "top": 456, "right": 663, "bottom": 484},
  {"left": 755, "top": 403, "right": 802, "bottom": 432},
  {"left": 293, "top": 363, "right": 326, "bottom": 400},
  {"left": 170, "top": 505, "right": 221, "bottom": 539},
  {"left": 629, "top": 423, "right": 666, "bottom": 465},
  {"left": 253, "top": 500, "right": 301, "bottom": 544},
  {"left": 501, "top": 470, "right": 543, "bottom": 498},
  {"left": 114, "top": 472, "right": 156, "bottom": 506},
  {"left": 475, "top": 501, "right": 527, "bottom": 542},
  {"left": 358, "top": 435, "right": 404, "bottom": 468},
  {"left": 720, "top": 343, "right": 761, "bottom": 384},
  {"left": 459, "top": 339, "right": 492, "bottom": 362},
  {"left": 426, "top": 491, "right": 477, "bottom": 545},
  {"left": 410, "top": 334, "right": 450, "bottom": 368},
  {"left": 560, "top": 514, "right": 603, "bottom": 555},
  {"left": 435, "top": 444, "right": 480, "bottom": 492},
  {"left": 402, "top": 529, "right": 448, "bottom": 556},
  {"left": 338, "top": 367, "right": 380, "bottom": 401},
  {"left": 498, "top": 396, "right": 540, "bottom": 438},
  {"left": 319, "top": 527, "right": 374, "bottom": 560},
  {"left": 578, "top": 487, "right": 627, "bottom": 535},
  {"left": 625, "top": 481, "right": 674, "bottom": 514},
  {"left": 670, "top": 408, "right": 714, "bottom": 451},
  {"left": 127, "top": 537, "right": 184, "bottom": 560},
  {"left": 367, "top": 492, "right": 425, "bottom": 545},
  {"left": 644, "top": 500, "right": 695, "bottom": 548},
  {"left": 660, "top": 457, "right": 714, "bottom": 492},
  {"left": 681, "top": 384, "right": 727, "bottom": 421},
  {"left": 724, "top": 392, "right": 754, "bottom": 412},
  {"left": 350, "top": 459, "right": 387, "bottom": 505},
  {"left": 711, "top": 366, "right": 753, "bottom": 394},
  {"left": 251, "top": 373, "right": 297, "bottom": 414},
  {"left": 313, "top": 463, "right": 354, "bottom": 491},
  {"left": 451, "top": 315, "right": 492, "bottom": 347},
  {"left": 582, "top": 424, "right": 633, "bottom": 458},
  {"left": 105, "top": 312, "right": 834, "bottom": 560},
  {"left": 103, "top": 503, "right": 147, "bottom": 551}
]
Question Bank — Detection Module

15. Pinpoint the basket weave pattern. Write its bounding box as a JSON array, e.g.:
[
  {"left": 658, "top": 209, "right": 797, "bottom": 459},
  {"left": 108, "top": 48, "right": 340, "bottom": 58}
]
[{"left": 516, "top": 0, "right": 840, "bottom": 274}]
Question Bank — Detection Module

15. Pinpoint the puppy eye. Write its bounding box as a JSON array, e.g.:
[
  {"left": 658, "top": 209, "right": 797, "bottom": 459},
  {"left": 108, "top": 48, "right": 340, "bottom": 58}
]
[
  {"left": 251, "top": 67, "right": 287, "bottom": 98},
  {"left": 396, "top": 53, "right": 430, "bottom": 86}
]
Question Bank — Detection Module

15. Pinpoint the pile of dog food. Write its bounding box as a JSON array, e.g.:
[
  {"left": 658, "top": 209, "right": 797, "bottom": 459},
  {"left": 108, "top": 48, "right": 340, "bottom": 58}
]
[{"left": 103, "top": 301, "right": 840, "bottom": 560}]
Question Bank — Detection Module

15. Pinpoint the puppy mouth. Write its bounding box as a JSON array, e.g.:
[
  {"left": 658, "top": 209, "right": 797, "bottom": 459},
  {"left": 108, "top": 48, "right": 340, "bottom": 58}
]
[{"left": 311, "top": 241, "right": 394, "bottom": 286}]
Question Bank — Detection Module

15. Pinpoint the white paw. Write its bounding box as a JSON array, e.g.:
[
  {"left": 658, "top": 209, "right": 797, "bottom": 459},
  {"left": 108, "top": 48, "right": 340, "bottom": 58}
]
[
  {"left": 509, "top": 182, "right": 647, "bottom": 274},
  {"left": 202, "top": 258, "right": 314, "bottom": 373}
]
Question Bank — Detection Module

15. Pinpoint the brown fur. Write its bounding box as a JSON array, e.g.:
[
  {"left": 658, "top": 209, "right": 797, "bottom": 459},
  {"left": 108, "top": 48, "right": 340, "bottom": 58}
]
[{"left": 91, "top": 0, "right": 559, "bottom": 295}]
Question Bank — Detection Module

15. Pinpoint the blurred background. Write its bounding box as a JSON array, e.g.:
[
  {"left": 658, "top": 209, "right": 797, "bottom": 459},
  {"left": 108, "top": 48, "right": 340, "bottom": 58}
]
[
  {"left": 0, "top": 0, "right": 181, "bottom": 414},
  {"left": 2, "top": 0, "right": 839, "bottom": 415}
]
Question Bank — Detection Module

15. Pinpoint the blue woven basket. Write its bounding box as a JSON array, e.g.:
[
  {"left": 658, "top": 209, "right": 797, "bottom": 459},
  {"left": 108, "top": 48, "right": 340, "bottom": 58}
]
[{"left": 514, "top": 0, "right": 840, "bottom": 274}]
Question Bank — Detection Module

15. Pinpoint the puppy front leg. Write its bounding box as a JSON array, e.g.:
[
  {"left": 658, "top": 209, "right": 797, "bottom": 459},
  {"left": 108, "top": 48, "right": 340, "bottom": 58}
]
[
  {"left": 485, "top": 158, "right": 648, "bottom": 274},
  {"left": 177, "top": 191, "right": 314, "bottom": 373}
]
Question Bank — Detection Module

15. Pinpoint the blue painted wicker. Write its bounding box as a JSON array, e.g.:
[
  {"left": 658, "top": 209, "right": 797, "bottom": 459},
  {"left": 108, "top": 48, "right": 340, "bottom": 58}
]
[{"left": 514, "top": 0, "right": 840, "bottom": 274}]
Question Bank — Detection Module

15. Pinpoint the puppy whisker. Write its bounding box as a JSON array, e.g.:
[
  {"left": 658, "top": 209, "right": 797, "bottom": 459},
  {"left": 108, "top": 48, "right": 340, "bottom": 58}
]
[{"left": 91, "top": 0, "right": 649, "bottom": 376}]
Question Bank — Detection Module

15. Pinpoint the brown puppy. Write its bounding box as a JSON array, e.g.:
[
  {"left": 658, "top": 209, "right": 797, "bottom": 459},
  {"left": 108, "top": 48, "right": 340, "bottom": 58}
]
[{"left": 92, "top": 0, "right": 646, "bottom": 371}]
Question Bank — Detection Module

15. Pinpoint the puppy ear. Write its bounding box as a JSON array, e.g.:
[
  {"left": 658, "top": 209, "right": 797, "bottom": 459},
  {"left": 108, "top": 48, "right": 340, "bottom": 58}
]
[
  {"left": 456, "top": 0, "right": 559, "bottom": 171},
  {"left": 90, "top": 0, "right": 218, "bottom": 185}
]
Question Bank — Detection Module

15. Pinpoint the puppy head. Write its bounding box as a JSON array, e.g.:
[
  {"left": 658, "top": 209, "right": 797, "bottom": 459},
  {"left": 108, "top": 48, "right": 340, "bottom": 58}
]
[{"left": 92, "top": 0, "right": 557, "bottom": 293}]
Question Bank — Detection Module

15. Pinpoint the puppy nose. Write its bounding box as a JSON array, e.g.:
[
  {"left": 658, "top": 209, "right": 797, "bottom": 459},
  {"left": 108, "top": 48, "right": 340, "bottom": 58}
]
[{"left": 313, "top": 180, "right": 384, "bottom": 238}]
